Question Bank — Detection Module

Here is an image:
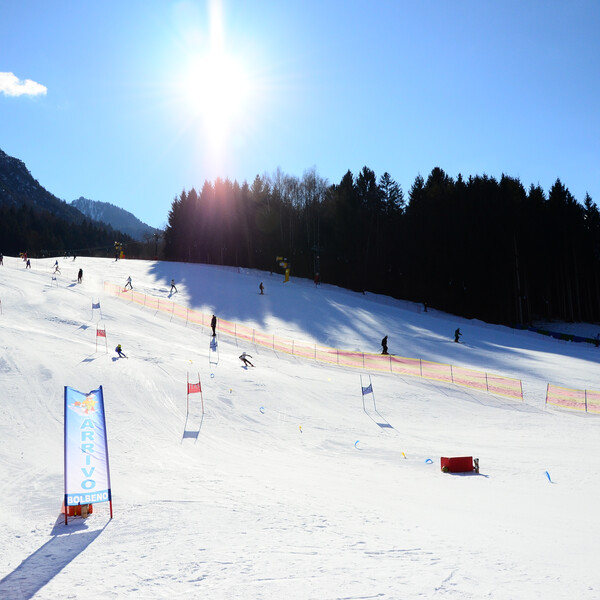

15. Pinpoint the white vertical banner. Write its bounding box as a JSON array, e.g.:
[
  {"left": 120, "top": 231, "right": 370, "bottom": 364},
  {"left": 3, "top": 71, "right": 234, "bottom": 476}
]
[{"left": 64, "top": 386, "right": 112, "bottom": 506}]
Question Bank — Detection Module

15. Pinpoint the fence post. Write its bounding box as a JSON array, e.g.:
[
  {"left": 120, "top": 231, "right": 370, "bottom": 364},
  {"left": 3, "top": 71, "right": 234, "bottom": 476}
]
[
  {"left": 389, "top": 354, "right": 392, "bottom": 373},
  {"left": 362, "top": 353, "right": 365, "bottom": 369},
  {"left": 450, "top": 364, "right": 454, "bottom": 384},
  {"left": 419, "top": 359, "right": 422, "bottom": 377},
  {"left": 485, "top": 372, "right": 489, "bottom": 392},
  {"left": 585, "top": 389, "right": 588, "bottom": 413}
]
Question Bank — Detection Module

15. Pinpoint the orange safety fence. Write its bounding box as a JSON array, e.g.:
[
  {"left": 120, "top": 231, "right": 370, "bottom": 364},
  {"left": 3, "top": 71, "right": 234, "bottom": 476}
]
[
  {"left": 546, "top": 384, "right": 600, "bottom": 414},
  {"left": 104, "top": 281, "right": 523, "bottom": 401}
]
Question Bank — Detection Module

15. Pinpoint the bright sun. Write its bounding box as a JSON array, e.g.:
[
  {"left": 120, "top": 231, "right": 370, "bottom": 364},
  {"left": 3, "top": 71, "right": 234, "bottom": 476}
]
[
  {"left": 175, "top": 0, "right": 257, "bottom": 155},
  {"left": 186, "top": 51, "right": 250, "bottom": 132}
]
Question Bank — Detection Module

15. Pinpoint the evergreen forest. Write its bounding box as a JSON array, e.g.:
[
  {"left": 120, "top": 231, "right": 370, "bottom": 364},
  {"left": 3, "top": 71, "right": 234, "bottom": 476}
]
[
  {"left": 163, "top": 166, "right": 600, "bottom": 326},
  {"left": 0, "top": 204, "right": 135, "bottom": 259}
]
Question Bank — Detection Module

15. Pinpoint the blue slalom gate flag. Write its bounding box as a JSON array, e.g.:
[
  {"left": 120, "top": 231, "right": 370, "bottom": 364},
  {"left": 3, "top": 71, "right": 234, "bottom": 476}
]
[
  {"left": 361, "top": 383, "right": 373, "bottom": 396},
  {"left": 64, "top": 386, "right": 112, "bottom": 508},
  {"left": 92, "top": 301, "right": 101, "bottom": 309}
]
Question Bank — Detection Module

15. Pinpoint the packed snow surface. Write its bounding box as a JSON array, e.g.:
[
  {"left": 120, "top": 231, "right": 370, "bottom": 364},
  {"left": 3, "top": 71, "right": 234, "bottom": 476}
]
[{"left": 1, "top": 255, "right": 599, "bottom": 599}]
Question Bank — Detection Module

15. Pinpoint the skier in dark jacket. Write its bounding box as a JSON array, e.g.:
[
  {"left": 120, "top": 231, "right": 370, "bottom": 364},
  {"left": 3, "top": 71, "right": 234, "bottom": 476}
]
[
  {"left": 381, "top": 335, "right": 389, "bottom": 355},
  {"left": 170, "top": 279, "right": 178, "bottom": 293},
  {"left": 454, "top": 328, "right": 462, "bottom": 343},
  {"left": 239, "top": 352, "right": 254, "bottom": 367},
  {"left": 211, "top": 314, "right": 217, "bottom": 336},
  {"left": 115, "top": 344, "right": 127, "bottom": 358},
  {"left": 77, "top": 268, "right": 83, "bottom": 283}
]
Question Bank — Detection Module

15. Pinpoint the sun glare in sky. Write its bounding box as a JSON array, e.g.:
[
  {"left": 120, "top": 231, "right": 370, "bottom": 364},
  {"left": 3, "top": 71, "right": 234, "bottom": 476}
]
[
  {"left": 185, "top": 50, "right": 251, "bottom": 136},
  {"left": 173, "top": 0, "right": 259, "bottom": 173}
]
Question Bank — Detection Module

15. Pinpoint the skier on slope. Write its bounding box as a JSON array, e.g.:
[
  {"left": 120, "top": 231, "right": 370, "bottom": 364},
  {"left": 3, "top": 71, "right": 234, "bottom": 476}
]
[
  {"left": 124, "top": 276, "right": 132, "bottom": 290},
  {"left": 211, "top": 314, "right": 217, "bottom": 336},
  {"left": 170, "top": 279, "right": 178, "bottom": 293},
  {"left": 115, "top": 344, "right": 127, "bottom": 358},
  {"left": 381, "top": 335, "right": 389, "bottom": 355},
  {"left": 239, "top": 352, "right": 254, "bottom": 367},
  {"left": 454, "top": 328, "right": 462, "bottom": 343}
]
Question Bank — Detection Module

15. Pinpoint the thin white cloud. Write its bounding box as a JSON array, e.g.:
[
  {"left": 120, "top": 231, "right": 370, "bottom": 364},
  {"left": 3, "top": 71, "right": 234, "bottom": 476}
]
[{"left": 0, "top": 72, "right": 47, "bottom": 97}]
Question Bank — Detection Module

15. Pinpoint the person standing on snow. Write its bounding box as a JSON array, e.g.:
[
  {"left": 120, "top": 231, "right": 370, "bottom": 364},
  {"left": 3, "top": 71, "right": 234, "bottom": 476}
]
[
  {"left": 259, "top": 282, "right": 264, "bottom": 295},
  {"left": 170, "top": 279, "right": 178, "bottom": 293},
  {"left": 381, "top": 335, "right": 389, "bottom": 355},
  {"left": 211, "top": 314, "right": 217, "bottom": 336},
  {"left": 454, "top": 328, "right": 462, "bottom": 343},
  {"left": 124, "top": 276, "right": 132, "bottom": 290},
  {"left": 239, "top": 352, "right": 254, "bottom": 367},
  {"left": 77, "top": 268, "right": 83, "bottom": 283}
]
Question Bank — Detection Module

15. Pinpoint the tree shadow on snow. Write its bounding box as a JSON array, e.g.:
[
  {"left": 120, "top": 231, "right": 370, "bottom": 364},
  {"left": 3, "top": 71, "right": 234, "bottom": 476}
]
[{"left": 0, "top": 516, "right": 108, "bottom": 600}]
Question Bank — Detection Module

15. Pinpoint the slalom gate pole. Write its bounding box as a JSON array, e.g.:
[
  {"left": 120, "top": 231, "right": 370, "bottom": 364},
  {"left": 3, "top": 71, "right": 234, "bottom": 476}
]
[
  {"left": 198, "top": 372, "right": 204, "bottom": 415},
  {"left": 360, "top": 374, "right": 366, "bottom": 412},
  {"left": 370, "top": 375, "right": 376, "bottom": 411}
]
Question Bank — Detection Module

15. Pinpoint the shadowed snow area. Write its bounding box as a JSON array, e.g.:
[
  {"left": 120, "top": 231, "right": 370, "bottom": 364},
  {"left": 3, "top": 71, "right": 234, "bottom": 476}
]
[{"left": 1, "top": 255, "right": 599, "bottom": 599}]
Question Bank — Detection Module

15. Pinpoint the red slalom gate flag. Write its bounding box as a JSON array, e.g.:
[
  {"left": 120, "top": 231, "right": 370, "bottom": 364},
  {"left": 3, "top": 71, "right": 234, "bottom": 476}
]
[
  {"left": 187, "top": 381, "right": 201, "bottom": 394},
  {"left": 97, "top": 328, "right": 106, "bottom": 338}
]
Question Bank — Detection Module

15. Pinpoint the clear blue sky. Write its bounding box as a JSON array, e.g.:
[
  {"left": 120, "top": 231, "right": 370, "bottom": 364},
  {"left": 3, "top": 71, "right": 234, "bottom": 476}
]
[{"left": 1, "top": 0, "right": 599, "bottom": 229}]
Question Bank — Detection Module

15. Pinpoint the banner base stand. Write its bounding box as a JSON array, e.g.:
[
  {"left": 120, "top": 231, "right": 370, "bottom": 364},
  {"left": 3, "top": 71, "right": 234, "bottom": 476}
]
[{"left": 61, "top": 501, "right": 93, "bottom": 518}]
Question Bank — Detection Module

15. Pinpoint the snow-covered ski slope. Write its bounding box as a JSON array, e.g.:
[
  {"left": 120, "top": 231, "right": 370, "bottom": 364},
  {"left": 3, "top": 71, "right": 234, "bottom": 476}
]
[{"left": 1, "top": 255, "right": 599, "bottom": 599}]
